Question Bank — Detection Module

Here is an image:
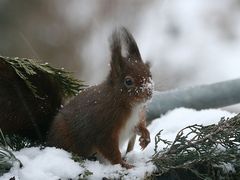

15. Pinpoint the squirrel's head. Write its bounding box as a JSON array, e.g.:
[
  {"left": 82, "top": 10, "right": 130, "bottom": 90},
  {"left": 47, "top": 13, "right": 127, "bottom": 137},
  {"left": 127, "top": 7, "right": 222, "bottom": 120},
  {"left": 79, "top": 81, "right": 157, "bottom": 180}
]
[{"left": 108, "top": 27, "right": 153, "bottom": 105}]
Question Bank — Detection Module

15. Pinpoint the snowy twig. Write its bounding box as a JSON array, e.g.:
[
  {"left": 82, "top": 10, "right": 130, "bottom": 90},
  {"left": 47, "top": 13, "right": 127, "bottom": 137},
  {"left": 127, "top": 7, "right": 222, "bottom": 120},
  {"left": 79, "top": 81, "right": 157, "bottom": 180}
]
[
  {"left": 0, "top": 130, "right": 22, "bottom": 176},
  {"left": 152, "top": 114, "right": 240, "bottom": 179}
]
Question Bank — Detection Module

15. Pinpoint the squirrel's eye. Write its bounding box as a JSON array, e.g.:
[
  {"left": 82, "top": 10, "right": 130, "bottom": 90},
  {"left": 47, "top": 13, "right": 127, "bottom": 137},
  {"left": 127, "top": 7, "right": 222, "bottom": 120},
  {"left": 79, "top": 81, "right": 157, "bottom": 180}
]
[{"left": 124, "top": 76, "right": 134, "bottom": 87}]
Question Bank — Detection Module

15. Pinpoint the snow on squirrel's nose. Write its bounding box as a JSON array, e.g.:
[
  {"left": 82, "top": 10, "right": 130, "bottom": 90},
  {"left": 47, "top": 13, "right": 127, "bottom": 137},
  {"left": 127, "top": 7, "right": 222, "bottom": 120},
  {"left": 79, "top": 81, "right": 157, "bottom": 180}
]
[{"left": 140, "top": 77, "right": 154, "bottom": 97}]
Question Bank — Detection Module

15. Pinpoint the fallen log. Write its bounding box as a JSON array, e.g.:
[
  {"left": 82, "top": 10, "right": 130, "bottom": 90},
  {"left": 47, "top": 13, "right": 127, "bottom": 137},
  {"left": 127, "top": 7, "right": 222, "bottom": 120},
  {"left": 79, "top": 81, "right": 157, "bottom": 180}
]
[{"left": 147, "top": 78, "right": 240, "bottom": 122}]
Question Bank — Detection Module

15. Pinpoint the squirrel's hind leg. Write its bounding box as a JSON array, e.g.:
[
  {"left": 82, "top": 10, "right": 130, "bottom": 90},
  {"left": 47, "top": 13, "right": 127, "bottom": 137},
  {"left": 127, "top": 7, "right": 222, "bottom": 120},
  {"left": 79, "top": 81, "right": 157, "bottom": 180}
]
[{"left": 97, "top": 136, "right": 134, "bottom": 169}]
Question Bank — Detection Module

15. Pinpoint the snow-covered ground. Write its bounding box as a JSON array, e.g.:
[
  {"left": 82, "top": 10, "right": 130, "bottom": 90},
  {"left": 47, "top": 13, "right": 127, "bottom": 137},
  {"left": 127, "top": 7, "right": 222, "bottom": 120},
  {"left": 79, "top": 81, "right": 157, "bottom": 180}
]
[{"left": 0, "top": 108, "right": 235, "bottom": 180}]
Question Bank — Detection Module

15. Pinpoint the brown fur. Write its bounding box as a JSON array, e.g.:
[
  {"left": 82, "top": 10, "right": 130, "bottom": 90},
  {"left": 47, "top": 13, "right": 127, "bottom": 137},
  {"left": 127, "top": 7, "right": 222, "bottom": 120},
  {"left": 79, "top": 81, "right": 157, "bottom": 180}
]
[{"left": 47, "top": 27, "right": 153, "bottom": 168}]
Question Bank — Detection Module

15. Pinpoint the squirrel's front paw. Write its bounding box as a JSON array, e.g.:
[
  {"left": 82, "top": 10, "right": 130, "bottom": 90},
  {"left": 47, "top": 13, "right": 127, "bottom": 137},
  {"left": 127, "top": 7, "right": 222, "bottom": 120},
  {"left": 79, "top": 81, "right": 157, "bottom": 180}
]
[{"left": 139, "top": 129, "right": 150, "bottom": 150}]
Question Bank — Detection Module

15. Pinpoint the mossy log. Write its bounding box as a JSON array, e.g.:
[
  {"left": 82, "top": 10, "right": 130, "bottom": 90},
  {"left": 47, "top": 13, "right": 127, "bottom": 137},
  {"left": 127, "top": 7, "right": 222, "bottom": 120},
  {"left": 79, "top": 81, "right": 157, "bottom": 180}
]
[{"left": 0, "top": 55, "right": 83, "bottom": 141}]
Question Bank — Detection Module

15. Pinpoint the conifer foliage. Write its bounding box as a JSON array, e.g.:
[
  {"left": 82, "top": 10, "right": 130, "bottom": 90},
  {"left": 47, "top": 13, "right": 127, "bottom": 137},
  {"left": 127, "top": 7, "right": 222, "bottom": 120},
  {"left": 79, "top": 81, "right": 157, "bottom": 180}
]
[
  {"left": 0, "top": 55, "right": 85, "bottom": 175},
  {"left": 152, "top": 115, "right": 240, "bottom": 179},
  {"left": 0, "top": 55, "right": 84, "bottom": 98}
]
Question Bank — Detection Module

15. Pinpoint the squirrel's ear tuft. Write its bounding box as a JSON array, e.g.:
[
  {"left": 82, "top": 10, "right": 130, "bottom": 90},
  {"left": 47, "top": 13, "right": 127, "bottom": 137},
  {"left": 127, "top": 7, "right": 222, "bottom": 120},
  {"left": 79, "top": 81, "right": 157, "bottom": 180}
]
[
  {"left": 109, "top": 28, "right": 123, "bottom": 77},
  {"left": 120, "top": 27, "right": 142, "bottom": 60},
  {"left": 109, "top": 27, "right": 142, "bottom": 79}
]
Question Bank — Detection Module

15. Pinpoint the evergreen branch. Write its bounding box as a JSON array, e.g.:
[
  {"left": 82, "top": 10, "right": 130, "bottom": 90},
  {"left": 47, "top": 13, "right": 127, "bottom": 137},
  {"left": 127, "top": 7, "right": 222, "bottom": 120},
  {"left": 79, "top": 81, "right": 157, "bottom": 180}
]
[
  {"left": 152, "top": 114, "right": 240, "bottom": 179},
  {"left": 43, "top": 64, "right": 85, "bottom": 97},
  {"left": 0, "top": 130, "right": 22, "bottom": 176},
  {"left": 0, "top": 55, "right": 85, "bottom": 98}
]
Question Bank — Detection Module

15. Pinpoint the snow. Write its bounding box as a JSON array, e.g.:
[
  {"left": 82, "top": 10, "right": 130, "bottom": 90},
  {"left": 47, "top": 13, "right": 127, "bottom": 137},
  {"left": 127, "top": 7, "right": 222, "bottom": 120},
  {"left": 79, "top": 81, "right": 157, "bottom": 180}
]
[
  {"left": 0, "top": 108, "right": 235, "bottom": 180},
  {"left": 1, "top": 147, "right": 83, "bottom": 180},
  {"left": 218, "top": 162, "right": 236, "bottom": 174}
]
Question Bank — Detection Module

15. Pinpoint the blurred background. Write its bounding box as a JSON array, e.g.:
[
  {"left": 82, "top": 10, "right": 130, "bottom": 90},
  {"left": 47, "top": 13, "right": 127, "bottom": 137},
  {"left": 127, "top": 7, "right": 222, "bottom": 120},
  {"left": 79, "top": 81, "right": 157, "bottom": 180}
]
[{"left": 1, "top": 0, "right": 240, "bottom": 110}]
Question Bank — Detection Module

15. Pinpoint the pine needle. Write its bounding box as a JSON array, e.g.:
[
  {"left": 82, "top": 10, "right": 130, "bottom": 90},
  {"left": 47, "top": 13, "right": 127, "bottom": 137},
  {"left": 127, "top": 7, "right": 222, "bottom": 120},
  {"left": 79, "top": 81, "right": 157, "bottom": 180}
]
[
  {"left": 0, "top": 130, "right": 22, "bottom": 176},
  {"left": 152, "top": 114, "right": 240, "bottom": 179},
  {"left": 0, "top": 55, "right": 85, "bottom": 98}
]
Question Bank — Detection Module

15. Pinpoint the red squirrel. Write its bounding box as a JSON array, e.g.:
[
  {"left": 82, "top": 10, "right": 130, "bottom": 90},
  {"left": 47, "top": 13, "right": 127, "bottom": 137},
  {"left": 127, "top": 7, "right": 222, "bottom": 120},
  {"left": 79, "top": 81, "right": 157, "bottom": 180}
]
[{"left": 47, "top": 27, "right": 153, "bottom": 169}]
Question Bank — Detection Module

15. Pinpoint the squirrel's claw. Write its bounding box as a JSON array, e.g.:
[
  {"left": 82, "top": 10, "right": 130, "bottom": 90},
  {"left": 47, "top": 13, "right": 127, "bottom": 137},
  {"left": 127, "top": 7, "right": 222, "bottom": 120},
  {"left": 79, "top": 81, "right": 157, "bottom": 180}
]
[{"left": 139, "top": 130, "right": 150, "bottom": 150}]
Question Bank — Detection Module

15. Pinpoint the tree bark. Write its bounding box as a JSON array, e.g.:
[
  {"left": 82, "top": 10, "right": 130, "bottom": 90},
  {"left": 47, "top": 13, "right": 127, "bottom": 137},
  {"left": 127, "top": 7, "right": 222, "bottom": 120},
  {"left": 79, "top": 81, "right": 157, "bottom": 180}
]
[{"left": 146, "top": 78, "right": 240, "bottom": 122}]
